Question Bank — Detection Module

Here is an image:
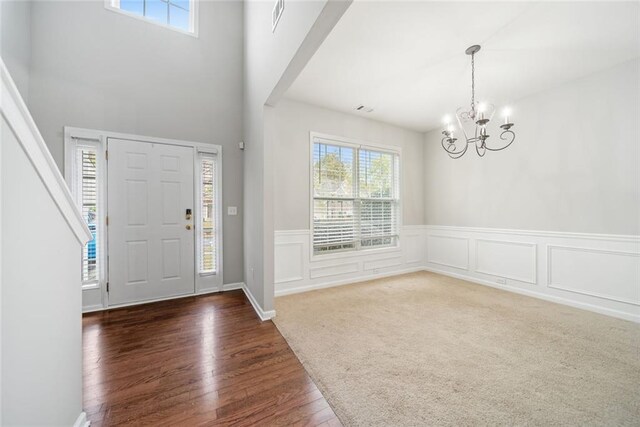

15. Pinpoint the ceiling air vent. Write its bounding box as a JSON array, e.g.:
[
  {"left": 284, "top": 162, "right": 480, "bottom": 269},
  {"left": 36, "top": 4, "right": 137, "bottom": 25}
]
[
  {"left": 272, "top": 0, "right": 284, "bottom": 32},
  {"left": 355, "top": 105, "right": 374, "bottom": 113}
]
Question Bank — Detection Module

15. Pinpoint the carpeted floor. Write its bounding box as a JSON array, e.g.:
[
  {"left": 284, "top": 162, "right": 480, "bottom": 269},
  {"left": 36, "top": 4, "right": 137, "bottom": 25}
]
[{"left": 273, "top": 271, "right": 640, "bottom": 426}]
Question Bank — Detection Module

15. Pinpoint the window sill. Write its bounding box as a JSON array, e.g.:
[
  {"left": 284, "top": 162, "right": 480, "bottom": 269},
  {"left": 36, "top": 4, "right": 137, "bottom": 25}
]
[
  {"left": 82, "top": 282, "right": 101, "bottom": 291},
  {"left": 311, "top": 245, "right": 401, "bottom": 262}
]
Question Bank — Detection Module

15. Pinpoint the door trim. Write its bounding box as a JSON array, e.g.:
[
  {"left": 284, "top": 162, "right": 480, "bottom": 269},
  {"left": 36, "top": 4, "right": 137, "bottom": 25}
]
[{"left": 64, "top": 126, "right": 224, "bottom": 311}]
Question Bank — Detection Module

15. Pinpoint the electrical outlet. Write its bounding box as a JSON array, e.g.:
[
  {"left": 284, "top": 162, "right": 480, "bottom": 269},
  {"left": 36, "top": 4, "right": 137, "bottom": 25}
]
[
  {"left": 496, "top": 277, "right": 507, "bottom": 285},
  {"left": 227, "top": 206, "right": 238, "bottom": 216}
]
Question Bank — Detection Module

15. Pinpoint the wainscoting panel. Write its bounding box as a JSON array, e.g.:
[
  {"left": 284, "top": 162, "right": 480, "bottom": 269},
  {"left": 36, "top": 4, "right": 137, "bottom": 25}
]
[
  {"left": 275, "top": 226, "right": 640, "bottom": 322},
  {"left": 363, "top": 256, "right": 404, "bottom": 271},
  {"left": 274, "top": 226, "right": 427, "bottom": 296},
  {"left": 274, "top": 242, "right": 305, "bottom": 283},
  {"left": 424, "top": 226, "right": 640, "bottom": 322},
  {"left": 426, "top": 234, "right": 469, "bottom": 270},
  {"left": 404, "top": 232, "right": 424, "bottom": 264},
  {"left": 476, "top": 239, "right": 537, "bottom": 284},
  {"left": 310, "top": 262, "right": 360, "bottom": 279},
  {"left": 548, "top": 245, "right": 640, "bottom": 305}
]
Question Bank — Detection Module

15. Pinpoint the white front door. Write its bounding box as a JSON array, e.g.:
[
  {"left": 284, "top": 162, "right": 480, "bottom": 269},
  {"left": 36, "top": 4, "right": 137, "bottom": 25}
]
[{"left": 107, "top": 138, "right": 195, "bottom": 305}]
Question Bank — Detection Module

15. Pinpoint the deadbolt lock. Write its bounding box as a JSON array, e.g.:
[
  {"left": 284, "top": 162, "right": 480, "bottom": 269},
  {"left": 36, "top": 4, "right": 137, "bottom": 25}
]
[{"left": 185, "top": 208, "right": 192, "bottom": 220}]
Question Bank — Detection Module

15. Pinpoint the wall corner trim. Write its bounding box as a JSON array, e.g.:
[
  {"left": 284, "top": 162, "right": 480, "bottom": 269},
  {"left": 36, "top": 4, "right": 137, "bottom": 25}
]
[{"left": 242, "top": 285, "right": 276, "bottom": 321}]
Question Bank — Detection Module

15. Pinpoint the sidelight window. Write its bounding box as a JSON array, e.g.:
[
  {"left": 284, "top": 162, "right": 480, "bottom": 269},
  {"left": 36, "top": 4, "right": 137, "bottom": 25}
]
[{"left": 198, "top": 152, "right": 219, "bottom": 274}]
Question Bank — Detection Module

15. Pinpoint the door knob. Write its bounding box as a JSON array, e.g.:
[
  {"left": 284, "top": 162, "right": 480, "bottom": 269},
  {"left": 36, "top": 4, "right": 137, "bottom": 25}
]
[{"left": 186, "top": 224, "right": 192, "bottom": 230}]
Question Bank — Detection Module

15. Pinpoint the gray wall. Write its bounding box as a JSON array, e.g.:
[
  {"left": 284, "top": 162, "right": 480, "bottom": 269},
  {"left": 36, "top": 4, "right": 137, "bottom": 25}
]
[
  {"left": 243, "top": 0, "right": 350, "bottom": 312},
  {"left": 27, "top": 0, "right": 245, "bottom": 283},
  {"left": 423, "top": 59, "right": 640, "bottom": 235},
  {"left": 2, "top": 116, "right": 83, "bottom": 426},
  {"left": 0, "top": 0, "right": 31, "bottom": 101},
  {"left": 272, "top": 98, "right": 424, "bottom": 231}
]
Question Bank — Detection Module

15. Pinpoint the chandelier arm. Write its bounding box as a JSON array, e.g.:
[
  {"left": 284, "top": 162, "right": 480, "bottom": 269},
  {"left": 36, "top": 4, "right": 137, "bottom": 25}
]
[
  {"left": 475, "top": 139, "right": 486, "bottom": 157},
  {"left": 448, "top": 142, "right": 469, "bottom": 159},
  {"left": 485, "top": 129, "right": 516, "bottom": 152},
  {"left": 441, "top": 136, "right": 466, "bottom": 156},
  {"left": 441, "top": 136, "right": 468, "bottom": 159}
]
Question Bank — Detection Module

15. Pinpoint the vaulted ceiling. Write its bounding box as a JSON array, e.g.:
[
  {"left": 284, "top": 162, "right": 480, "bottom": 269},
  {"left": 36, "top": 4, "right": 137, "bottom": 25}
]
[{"left": 284, "top": 1, "right": 640, "bottom": 132}]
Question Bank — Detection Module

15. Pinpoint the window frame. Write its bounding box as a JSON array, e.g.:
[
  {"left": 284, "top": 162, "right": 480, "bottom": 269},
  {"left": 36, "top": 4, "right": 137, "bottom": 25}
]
[
  {"left": 309, "top": 132, "right": 402, "bottom": 259},
  {"left": 105, "top": 0, "right": 199, "bottom": 37},
  {"left": 64, "top": 136, "right": 107, "bottom": 290},
  {"left": 195, "top": 150, "right": 222, "bottom": 277}
]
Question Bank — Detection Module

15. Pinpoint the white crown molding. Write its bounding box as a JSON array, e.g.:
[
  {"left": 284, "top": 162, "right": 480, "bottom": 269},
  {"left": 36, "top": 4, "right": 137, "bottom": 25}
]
[{"left": 0, "top": 58, "right": 92, "bottom": 245}]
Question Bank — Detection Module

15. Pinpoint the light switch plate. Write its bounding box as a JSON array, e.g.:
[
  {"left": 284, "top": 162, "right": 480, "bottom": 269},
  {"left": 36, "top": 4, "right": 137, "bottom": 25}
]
[{"left": 227, "top": 206, "right": 238, "bottom": 216}]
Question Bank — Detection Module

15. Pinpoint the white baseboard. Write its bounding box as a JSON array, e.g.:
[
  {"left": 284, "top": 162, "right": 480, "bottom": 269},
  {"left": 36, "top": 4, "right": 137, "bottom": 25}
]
[
  {"left": 423, "top": 266, "right": 639, "bottom": 323},
  {"left": 222, "top": 282, "right": 244, "bottom": 292},
  {"left": 275, "top": 226, "right": 640, "bottom": 323},
  {"left": 242, "top": 285, "right": 276, "bottom": 321},
  {"left": 275, "top": 266, "right": 424, "bottom": 297},
  {"left": 81, "top": 304, "right": 105, "bottom": 313},
  {"left": 81, "top": 279, "right": 276, "bottom": 323},
  {"left": 83, "top": 282, "right": 246, "bottom": 313},
  {"left": 73, "top": 412, "right": 89, "bottom": 427}
]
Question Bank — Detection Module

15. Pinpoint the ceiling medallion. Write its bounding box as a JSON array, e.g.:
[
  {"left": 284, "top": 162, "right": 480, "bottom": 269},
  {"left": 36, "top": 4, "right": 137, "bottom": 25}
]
[{"left": 441, "top": 45, "right": 515, "bottom": 159}]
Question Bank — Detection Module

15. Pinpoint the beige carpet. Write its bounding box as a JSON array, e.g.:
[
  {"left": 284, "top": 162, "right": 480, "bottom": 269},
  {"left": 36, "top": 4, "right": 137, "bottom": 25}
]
[{"left": 273, "top": 271, "right": 640, "bottom": 426}]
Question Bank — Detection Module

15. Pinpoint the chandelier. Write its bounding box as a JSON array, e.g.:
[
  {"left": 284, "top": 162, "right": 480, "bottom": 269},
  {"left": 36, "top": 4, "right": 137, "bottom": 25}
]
[{"left": 441, "top": 45, "right": 515, "bottom": 159}]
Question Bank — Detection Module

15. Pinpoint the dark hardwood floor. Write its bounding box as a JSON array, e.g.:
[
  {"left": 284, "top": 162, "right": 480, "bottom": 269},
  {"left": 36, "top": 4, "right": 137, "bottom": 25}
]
[{"left": 83, "top": 291, "right": 341, "bottom": 426}]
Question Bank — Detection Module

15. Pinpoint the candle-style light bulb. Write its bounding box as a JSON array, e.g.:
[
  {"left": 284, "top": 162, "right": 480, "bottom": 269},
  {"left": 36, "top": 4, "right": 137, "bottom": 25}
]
[
  {"left": 447, "top": 124, "right": 455, "bottom": 136},
  {"left": 503, "top": 107, "right": 511, "bottom": 125},
  {"left": 477, "top": 103, "right": 486, "bottom": 120}
]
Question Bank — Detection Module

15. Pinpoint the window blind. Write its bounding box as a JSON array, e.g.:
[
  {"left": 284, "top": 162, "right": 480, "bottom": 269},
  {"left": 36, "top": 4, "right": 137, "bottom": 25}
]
[
  {"left": 76, "top": 147, "right": 99, "bottom": 283},
  {"left": 358, "top": 149, "right": 399, "bottom": 248},
  {"left": 199, "top": 155, "right": 217, "bottom": 273},
  {"left": 313, "top": 140, "right": 399, "bottom": 255},
  {"left": 313, "top": 143, "right": 357, "bottom": 253}
]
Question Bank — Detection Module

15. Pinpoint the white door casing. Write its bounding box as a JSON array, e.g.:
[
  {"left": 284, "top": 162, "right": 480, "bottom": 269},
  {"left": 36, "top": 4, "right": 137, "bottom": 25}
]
[{"left": 107, "top": 138, "right": 195, "bottom": 305}]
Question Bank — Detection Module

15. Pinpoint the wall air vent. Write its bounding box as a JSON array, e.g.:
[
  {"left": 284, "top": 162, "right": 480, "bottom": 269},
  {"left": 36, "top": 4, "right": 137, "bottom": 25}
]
[
  {"left": 272, "top": 0, "right": 284, "bottom": 32},
  {"left": 355, "top": 105, "right": 374, "bottom": 113}
]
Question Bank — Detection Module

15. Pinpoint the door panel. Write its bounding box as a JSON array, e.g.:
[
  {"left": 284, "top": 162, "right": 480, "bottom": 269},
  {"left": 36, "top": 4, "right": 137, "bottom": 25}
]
[{"left": 108, "top": 138, "right": 195, "bottom": 305}]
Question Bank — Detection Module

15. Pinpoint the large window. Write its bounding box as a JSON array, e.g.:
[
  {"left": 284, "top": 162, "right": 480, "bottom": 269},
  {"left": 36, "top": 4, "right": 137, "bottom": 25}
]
[
  {"left": 312, "top": 135, "right": 400, "bottom": 255},
  {"left": 106, "top": 0, "right": 197, "bottom": 35}
]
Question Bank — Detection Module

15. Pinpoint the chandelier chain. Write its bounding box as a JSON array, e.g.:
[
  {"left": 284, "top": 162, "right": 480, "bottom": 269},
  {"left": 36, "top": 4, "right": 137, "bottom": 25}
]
[{"left": 471, "top": 52, "right": 475, "bottom": 113}]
